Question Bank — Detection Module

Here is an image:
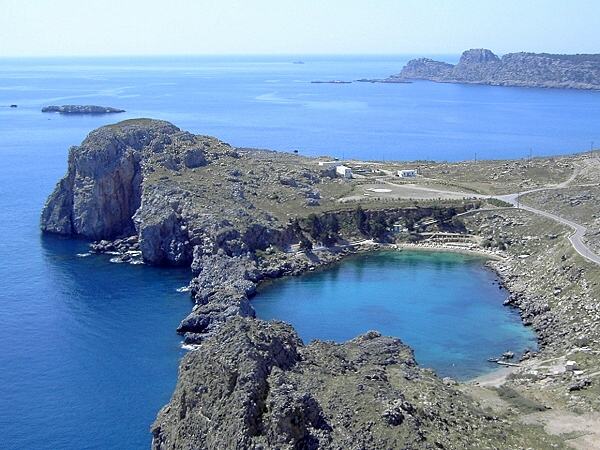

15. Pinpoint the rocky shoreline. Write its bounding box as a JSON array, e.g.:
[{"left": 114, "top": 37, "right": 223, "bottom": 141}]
[
  {"left": 390, "top": 48, "right": 600, "bottom": 90},
  {"left": 40, "top": 119, "right": 596, "bottom": 448}
]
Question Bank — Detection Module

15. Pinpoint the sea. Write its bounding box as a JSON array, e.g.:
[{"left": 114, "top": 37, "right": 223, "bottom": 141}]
[{"left": 0, "top": 55, "right": 598, "bottom": 449}]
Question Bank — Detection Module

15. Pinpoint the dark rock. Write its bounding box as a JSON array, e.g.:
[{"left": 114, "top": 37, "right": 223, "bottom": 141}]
[
  {"left": 568, "top": 378, "right": 591, "bottom": 391},
  {"left": 152, "top": 317, "right": 513, "bottom": 449}
]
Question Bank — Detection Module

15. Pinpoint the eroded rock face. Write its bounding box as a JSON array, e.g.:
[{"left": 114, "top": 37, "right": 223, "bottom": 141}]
[
  {"left": 152, "top": 317, "right": 517, "bottom": 450},
  {"left": 393, "top": 58, "right": 453, "bottom": 80},
  {"left": 396, "top": 49, "right": 600, "bottom": 90},
  {"left": 41, "top": 120, "right": 185, "bottom": 239},
  {"left": 40, "top": 119, "right": 213, "bottom": 264}
]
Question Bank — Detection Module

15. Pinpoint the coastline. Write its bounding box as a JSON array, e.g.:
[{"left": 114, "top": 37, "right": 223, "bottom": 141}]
[
  {"left": 36, "top": 119, "right": 600, "bottom": 447},
  {"left": 393, "top": 241, "right": 506, "bottom": 261}
]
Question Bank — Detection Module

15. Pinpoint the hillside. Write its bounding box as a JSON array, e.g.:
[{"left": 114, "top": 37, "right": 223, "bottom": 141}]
[{"left": 391, "top": 49, "right": 600, "bottom": 90}]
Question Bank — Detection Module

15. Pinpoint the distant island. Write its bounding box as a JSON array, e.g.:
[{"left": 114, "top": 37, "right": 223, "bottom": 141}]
[
  {"left": 387, "top": 49, "right": 600, "bottom": 90},
  {"left": 42, "top": 105, "right": 125, "bottom": 114}
]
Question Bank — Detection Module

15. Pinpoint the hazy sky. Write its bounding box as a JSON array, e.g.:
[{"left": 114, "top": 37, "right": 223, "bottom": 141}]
[{"left": 1, "top": 0, "right": 598, "bottom": 57}]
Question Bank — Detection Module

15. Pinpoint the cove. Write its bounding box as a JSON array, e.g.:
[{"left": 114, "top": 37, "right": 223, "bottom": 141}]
[{"left": 252, "top": 250, "right": 537, "bottom": 380}]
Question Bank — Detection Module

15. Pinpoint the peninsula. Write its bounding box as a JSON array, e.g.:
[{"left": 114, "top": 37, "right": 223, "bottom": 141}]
[
  {"left": 388, "top": 49, "right": 600, "bottom": 90},
  {"left": 41, "top": 119, "right": 600, "bottom": 448},
  {"left": 41, "top": 105, "right": 125, "bottom": 114}
]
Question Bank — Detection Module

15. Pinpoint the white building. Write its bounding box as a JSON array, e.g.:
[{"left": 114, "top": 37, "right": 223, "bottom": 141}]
[
  {"left": 336, "top": 165, "right": 352, "bottom": 178},
  {"left": 398, "top": 169, "right": 417, "bottom": 178},
  {"left": 392, "top": 223, "right": 408, "bottom": 233},
  {"left": 318, "top": 160, "right": 341, "bottom": 167}
]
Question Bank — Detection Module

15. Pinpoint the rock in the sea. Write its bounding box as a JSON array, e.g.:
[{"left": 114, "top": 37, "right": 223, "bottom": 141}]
[{"left": 41, "top": 105, "right": 125, "bottom": 114}]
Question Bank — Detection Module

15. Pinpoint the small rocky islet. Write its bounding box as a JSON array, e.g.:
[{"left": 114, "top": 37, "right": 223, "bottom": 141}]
[
  {"left": 40, "top": 119, "right": 600, "bottom": 448},
  {"left": 41, "top": 105, "right": 125, "bottom": 114}
]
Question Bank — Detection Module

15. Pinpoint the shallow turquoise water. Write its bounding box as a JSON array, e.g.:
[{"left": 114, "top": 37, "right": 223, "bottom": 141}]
[{"left": 253, "top": 250, "right": 537, "bottom": 380}]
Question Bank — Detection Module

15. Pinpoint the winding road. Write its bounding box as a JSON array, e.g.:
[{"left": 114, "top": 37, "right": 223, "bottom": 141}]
[
  {"left": 379, "top": 168, "right": 600, "bottom": 266},
  {"left": 495, "top": 196, "right": 600, "bottom": 266}
]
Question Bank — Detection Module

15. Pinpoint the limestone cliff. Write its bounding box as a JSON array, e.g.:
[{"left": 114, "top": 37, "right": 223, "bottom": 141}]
[
  {"left": 395, "top": 49, "right": 600, "bottom": 90},
  {"left": 41, "top": 120, "right": 192, "bottom": 237},
  {"left": 41, "top": 119, "right": 227, "bottom": 264}
]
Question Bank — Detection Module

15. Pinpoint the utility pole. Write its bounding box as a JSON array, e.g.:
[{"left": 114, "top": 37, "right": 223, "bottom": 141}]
[
  {"left": 529, "top": 148, "right": 532, "bottom": 161},
  {"left": 474, "top": 152, "right": 477, "bottom": 163}
]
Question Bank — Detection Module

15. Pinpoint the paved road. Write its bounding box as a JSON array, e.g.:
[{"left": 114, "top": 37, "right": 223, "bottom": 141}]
[
  {"left": 495, "top": 193, "right": 600, "bottom": 266},
  {"left": 380, "top": 168, "right": 600, "bottom": 266}
]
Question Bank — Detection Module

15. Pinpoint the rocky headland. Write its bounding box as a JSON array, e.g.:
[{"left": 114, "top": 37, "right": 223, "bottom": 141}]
[
  {"left": 42, "top": 105, "right": 125, "bottom": 114},
  {"left": 388, "top": 49, "right": 600, "bottom": 90},
  {"left": 152, "top": 317, "right": 547, "bottom": 450},
  {"left": 41, "top": 119, "right": 600, "bottom": 448}
]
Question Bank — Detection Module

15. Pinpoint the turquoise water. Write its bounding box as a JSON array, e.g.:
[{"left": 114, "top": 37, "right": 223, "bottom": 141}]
[
  {"left": 253, "top": 251, "right": 537, "bottom": 380},
  {"left": 0, "top": 56, "right": 590, "bottom": 449}
]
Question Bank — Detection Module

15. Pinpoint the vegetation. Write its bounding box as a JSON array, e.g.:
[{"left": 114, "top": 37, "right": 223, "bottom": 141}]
[
  {"left": 487, "top": 198, "right": 514, "bottom": 208},
  {"left": 494, "top": 386, "right": 548, "bottom": 413}
]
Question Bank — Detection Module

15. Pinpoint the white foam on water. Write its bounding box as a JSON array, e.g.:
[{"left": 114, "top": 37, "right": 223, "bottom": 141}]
[
  {"left": 176, "top": 286, "right": 191, "bottom": 293},
  {"left": 181, "top": 343, "right": 200, "bottom": 351}
]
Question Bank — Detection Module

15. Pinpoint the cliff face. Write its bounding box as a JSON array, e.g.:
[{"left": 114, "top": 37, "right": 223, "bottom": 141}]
[
  {"left": 41, "top": 120, "right": 185, "bottom": 239},
  {"left": 41, "top": 119, "right": 218, "bottom": 264},
  {"left": 152, "top": 317, "right": 521, "bottom": 450},
  {"left": 396, "top": 49, "right": 600, "bottom": 89}
]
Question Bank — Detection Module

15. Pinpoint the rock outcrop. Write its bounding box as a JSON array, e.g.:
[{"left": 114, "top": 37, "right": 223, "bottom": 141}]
[
  {"left": 152, "top": 317, "right": 522, "bottom": 450},
  {"left": 41, "top": 119, "right": 197, "bottom": 241},
  {"left": 42, "top": 105, "right": 125, "bottom": 114},
  {"left": 393, "top": 49, "right": 600, "bottom": 90}
]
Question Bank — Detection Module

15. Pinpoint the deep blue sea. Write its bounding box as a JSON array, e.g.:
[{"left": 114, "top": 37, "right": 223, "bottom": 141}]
[
  {"left": 253, "top": 251, "right": 537, "bottom": 380},
  {"left": 0, "top": 55, "right": 595, "bottom": 449}
]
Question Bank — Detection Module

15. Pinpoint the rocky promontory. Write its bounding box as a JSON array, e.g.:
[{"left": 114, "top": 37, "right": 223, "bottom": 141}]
[
  {"left": 390, "top": 49, "right": 600, "bottom": 90},
  {"left": 152, "top": 317, "right": 541, "bottom": 450},
  {"left": 43, "top": 119, "right": 582, "bottom": 448},
  {"left": 42, "top": 105, "right": 125, "bottom": 114}
]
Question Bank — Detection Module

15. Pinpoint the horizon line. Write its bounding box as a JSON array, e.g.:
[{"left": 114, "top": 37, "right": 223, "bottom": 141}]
[{"left": 1, "top": 48, "right": 597, "bottom": 60}]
